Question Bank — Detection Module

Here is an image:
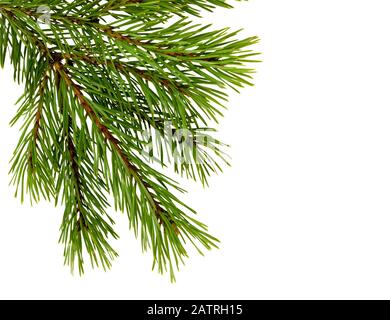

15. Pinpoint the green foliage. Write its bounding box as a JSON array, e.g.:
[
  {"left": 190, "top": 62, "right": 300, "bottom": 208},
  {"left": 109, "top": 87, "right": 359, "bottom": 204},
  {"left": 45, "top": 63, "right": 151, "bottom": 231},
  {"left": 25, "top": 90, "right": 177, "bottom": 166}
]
[{"left": 0, "top": 0, "right": 259, "bottom": 280}]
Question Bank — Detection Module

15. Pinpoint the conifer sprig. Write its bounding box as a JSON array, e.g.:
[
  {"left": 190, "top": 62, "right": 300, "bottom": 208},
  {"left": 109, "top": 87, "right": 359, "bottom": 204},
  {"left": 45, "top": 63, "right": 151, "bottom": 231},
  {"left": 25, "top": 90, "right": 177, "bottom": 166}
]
[{"left": 0, "top": 0, "right": 259, "bottom": 280}]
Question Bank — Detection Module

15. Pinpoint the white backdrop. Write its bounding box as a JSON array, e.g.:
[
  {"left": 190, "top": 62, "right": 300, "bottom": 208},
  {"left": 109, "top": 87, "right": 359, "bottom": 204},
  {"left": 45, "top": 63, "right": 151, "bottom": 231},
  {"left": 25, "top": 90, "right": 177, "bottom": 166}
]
[{"left": 1, "top": 0, "right": 390, "bottom": 299}]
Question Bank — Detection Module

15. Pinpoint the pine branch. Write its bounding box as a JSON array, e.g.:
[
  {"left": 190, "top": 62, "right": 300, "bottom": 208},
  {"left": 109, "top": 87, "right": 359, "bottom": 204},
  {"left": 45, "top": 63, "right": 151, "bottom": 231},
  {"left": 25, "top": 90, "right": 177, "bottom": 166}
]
[
  {"left": 0, "top": 0, "right": 259, "bottom": 280},
  {"left": 54, "top": 60, "right": 173, "bottom": 228}
]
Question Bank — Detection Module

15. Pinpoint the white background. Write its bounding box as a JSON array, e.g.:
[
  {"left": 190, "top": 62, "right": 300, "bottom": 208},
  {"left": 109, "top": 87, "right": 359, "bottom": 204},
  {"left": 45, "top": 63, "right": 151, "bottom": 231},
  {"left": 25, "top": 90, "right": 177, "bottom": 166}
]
[{"left": 1, "top": 0, "right": 390, "bottom": 299}]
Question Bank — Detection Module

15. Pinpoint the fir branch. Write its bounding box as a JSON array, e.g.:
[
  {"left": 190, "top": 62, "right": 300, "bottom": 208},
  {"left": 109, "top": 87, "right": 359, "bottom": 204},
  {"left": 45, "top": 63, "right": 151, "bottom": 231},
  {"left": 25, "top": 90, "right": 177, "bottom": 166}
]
[
  {"left": 0, "top": 0, "right": 259, "bottom": 280},
  {"left": 61, "top": 52, "right": 190, "bottom": 95},
  {"left": 53, "top": 60, "right": 173, "bottom": 229}
]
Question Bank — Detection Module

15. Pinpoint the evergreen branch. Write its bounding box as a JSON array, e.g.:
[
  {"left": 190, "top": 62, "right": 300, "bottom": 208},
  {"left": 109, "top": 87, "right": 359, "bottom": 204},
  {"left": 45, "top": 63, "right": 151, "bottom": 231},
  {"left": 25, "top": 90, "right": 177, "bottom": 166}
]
[
  {"left": 61, "top": 52, "right": 230, "bottom": 184},
  {"left": 0, "top": 0, "right": 240, "bottom": 21},
  {"left": 55, "top": 66, "right": 119, "bottom": 274},
  {"left": 61, "top": 52, "right": 190, "bottom": 95},
  {"left": 54, "top": 60, "right": 174, "bottom": 229},
  {"left": 0, "top": 0, "right": 259, "bottom": 280},
  {"left": 11, "top": 68, "right": 54, "bottom": 202}
]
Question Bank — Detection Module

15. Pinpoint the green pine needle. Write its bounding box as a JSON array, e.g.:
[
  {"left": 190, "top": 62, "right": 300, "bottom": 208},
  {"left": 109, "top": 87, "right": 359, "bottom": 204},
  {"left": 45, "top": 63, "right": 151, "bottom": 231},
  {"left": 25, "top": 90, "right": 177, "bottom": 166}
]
[{"left": 0, "top": 0, "right": 259, "bottom": 281}]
